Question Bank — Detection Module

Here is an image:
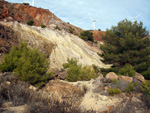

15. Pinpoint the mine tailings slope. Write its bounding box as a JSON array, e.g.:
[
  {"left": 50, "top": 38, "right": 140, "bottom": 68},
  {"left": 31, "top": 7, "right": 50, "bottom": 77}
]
[{"left": 0, "top": 21, "right": 109, "bottom": 70}]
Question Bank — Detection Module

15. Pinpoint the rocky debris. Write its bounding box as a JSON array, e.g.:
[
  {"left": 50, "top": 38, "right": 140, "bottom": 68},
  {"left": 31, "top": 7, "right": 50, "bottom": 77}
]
[
  {"left": 112, "top": 94, "right": 149, "bottom": 113},
  {"left": 53, "top": 70, "right": 68, "bottom": 80},
  {"left": 66, "top": 79, "right": 123, "bottom": 112},
  {"left": 118, "top": 75, "right": 133, "bottom": 82},
  {"left": 0, "top": 72, "right": 149, "bottom": 113}
]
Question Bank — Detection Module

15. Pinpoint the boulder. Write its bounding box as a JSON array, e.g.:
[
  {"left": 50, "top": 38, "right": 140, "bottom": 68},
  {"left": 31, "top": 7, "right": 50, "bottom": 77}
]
[
  {"left": 134, "top": 72, "right": 145, "bottom": 82},
  {"left": 118, "top": 75, "right": 133, "bottom": 83},
  {"left": 43, "top": 80, "right": 84, "bottom": 103},
  {"left": 105, "top": 72, "right": 118, "bottom": 81}
]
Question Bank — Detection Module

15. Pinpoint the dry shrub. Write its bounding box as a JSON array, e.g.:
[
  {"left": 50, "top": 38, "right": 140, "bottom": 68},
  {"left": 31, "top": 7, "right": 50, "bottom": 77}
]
[{"left": 0, "top": 73, "right": 81, "bottom": 113}]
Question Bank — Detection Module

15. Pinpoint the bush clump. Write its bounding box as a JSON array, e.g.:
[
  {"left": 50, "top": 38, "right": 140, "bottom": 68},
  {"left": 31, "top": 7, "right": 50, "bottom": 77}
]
[
  {"left": 63, "top": 58, "right": 97, "bottom": 82},
  {"left": 109, "top": 88, "right": 121, "bottom": 96},
  {"left": 41, "top": 24, "right": 46, "bottom": 28},
  {"left": 118, "top": 64, "right": 136, "bottom": 77},
  {"left": 0, "top": 42, "right": 52, "bottom": 87},
  {"left": 27, "top": 19, "right": 34, "bottom": 26},
  {"left": 80, "top": 31, "right": 94, "bottom": 42},
  {"left": 68, "top": 28, "right": 74, "bottom": 34}
]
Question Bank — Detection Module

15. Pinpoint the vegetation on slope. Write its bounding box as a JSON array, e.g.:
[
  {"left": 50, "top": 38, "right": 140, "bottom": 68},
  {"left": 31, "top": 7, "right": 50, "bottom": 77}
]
[
  {"left": 63, "top": 58, "right": 97, "bottom": 82},
  {"left": 100, "top": 19, "right": 150, "bottom": 79},
  {"left": 0, "top": 42, "right": 52, "bottom": 87},
  {"left": 80, "top": 31, "right": 94, "bottom": 42}
]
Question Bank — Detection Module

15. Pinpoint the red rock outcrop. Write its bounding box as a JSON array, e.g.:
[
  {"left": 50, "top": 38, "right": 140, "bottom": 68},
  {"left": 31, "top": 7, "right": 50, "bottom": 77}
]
[
  {"left": 0, "top": 0, "right": 83, "bottom": 35},
  {"left": 92, "top": 30, "right": 106, "bottom": 41}
]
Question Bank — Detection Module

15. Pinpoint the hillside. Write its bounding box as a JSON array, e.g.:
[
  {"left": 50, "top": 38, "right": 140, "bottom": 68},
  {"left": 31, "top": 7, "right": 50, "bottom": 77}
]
[
  {"left": 0, "top": 21, "right": 109, "bottom": 70},
  {"left": 0, "top": 1, "right": 150, "bottom": 113},
  {"left": 0, "top": 0, "right": 83, "bottom": 35}
]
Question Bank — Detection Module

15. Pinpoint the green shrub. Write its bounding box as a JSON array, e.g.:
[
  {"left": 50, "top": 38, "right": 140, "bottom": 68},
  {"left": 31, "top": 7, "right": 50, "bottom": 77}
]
[
  {"left": 112, "top": 79, "right": 118, "bottom": 85},
  {"left": 0, "top": 42, "right": 52, "bottom": 87},
  {"left": 27, "top": 20, "right": 34, "bottom": 26},
  {"left": 141, "top": 80, "right": 150, "bottom": 96},
  {"left": 118, "top": 64, "right": 136, "bottom": 77},
  {"left": 80, "top": 36, "right": 88, "bottom": 41},
  {"left": 23, "top": 3, "right": 29, "bottom": 5},
  {"left": 125, "top": 83, "right": 134, "bottom": 93},
  {"left": 69, "top": 28, "right": 74, "bottom": 34},
  {"left": 63, "top": 58, "right": 97, "bottom": 82},
  {"left": 66, "top": 65, "right": 81, "bottom": 82},
  {"left": 55, "top": 26, "right": 60, "bottom": 30},
  {"left": 79, "top": 66, "right": 97, "bottom": 81},
  {"left": 41, "top": 24, "right": 46, "bottom": 28},
  {"left": 109, "top": 88, "right": 121, "bottom": 96},
  {"left": 80, "top": 31, "right": 94, "bottom": 42},
  {"left": 63, "top": 58, "right": 78, "bottom": 69}
]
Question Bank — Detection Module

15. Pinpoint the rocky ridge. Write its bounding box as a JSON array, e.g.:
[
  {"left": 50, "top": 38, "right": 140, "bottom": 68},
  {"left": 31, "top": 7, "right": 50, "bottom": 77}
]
[{"left": 0, "top": 0, "right": 83, "bottom": 35}]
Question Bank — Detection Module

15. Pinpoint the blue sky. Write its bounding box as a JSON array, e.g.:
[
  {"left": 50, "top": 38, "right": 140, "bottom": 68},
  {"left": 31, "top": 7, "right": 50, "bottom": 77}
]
[{"left": 7, "top": 0, "right": 150, "bottom": 31}]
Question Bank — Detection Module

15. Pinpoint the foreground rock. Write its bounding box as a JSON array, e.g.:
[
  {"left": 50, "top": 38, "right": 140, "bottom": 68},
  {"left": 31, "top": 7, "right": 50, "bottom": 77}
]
[
  {"left": 0, "top": 72, "right": 150, "bottom": 112},
  {"left": 43, "top": 80, "right": 84, "bottom": 104},
  {"left": 134, "top": 72, "right": 145, "bottom": 82}
]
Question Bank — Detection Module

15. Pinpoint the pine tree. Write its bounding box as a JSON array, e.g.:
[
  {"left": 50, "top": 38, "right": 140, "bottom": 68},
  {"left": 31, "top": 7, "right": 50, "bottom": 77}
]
[{"left": 100, "top": 19, "right": 150, "bottom": 79}]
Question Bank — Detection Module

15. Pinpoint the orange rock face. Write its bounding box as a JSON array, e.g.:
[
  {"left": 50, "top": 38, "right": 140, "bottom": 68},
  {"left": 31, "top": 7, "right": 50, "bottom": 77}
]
[
  {"left": 0, "top": 0, "right": 83, "bottom": 35},
  {"left": 0, "top": 0, "right": 59, "bottom": 25},
  {"left": 92, "top": 31, "right": 106, "bottom": 41}
]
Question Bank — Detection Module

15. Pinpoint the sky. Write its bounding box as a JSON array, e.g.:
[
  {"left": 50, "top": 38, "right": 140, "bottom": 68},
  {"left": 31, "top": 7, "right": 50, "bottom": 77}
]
[{"left": 6, "top": 0, "right": 150, "bottom": 31}]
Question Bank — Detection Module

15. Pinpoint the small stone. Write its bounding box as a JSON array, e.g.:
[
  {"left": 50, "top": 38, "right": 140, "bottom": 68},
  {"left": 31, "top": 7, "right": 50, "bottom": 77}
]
[
  {"left": 29, "top": 85, "right": 37, "bottom": 91},
  {"left": 6, "top": 81, "right": 11, "bottom": 85}
]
